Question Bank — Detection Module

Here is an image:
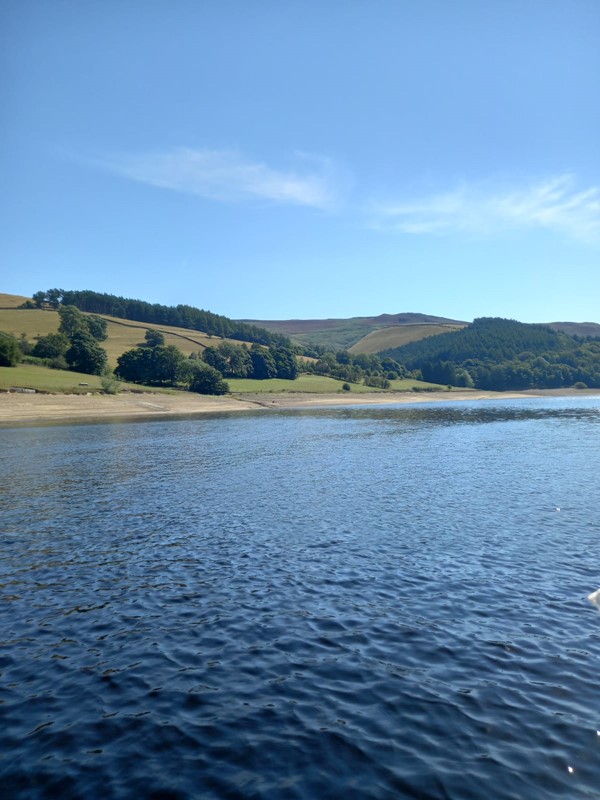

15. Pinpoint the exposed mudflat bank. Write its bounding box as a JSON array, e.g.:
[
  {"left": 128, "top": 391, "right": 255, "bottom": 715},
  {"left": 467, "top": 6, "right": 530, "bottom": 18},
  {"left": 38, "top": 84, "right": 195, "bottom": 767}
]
[{"left": 1, "top": 388, "right": 598, "bottom": 426}]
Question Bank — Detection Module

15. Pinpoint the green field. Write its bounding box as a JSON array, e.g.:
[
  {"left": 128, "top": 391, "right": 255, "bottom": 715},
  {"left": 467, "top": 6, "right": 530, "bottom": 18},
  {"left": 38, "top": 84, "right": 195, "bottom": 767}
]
[
  {"left": 228, "top": 375, "right": 379, "bottom": 393},
  {"left": 388, "top": 378, "right": 448, "bottom": 391},
  {"left": 228, "top": 374, "right": 447, "bottom": 394},
  {"left": 290, "top": 323, "right": 383, "bottom": 352},
  {"left": 0, "top": 364, "right": 104, "bottom": 393},
  {"left": 0, "top": 308, "right": 61, "bottom": 340},
  {"left": 0, "top": 364, "right": 173, "bottom": 394},
  {"left": 1, "top": 366, "right": 448, "bottom": 396}
]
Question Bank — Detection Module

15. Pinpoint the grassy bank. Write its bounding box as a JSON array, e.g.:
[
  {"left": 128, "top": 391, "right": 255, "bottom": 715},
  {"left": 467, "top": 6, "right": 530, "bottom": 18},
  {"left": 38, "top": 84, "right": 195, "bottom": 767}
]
[
  {"left": 227, "top": 374, "right": 447, "bottom": 394},
  {"left": 0, "top": 364, "right": 174, "bottom": 395},
  {"left": 1, "top": 365, "right": 448, "bottom": 396}
]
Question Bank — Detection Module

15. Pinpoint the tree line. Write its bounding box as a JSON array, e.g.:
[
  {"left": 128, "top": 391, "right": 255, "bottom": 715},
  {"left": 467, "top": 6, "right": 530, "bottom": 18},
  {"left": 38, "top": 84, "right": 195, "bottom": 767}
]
[{"left": 26, "top": 288, "right": 292, "bottom": 349}]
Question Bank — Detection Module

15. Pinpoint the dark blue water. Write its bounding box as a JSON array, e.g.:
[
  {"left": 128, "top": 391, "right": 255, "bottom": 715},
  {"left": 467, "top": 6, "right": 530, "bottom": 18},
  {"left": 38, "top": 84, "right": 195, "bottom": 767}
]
[{"left": 1, "top": 398, "right": 599, "bottom": 799}]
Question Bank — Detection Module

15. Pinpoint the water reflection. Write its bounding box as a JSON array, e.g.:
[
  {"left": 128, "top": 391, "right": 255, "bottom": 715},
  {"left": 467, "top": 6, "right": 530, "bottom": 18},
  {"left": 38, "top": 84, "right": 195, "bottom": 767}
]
[{"left": 281, "top": 396, "right": 600, "bottom": 427}]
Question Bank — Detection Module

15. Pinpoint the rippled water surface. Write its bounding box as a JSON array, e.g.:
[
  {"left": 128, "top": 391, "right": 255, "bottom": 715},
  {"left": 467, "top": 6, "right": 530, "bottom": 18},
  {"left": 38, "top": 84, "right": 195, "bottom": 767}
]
[{"left": 1, "top": 397, "right": 600, "bottom": 799}]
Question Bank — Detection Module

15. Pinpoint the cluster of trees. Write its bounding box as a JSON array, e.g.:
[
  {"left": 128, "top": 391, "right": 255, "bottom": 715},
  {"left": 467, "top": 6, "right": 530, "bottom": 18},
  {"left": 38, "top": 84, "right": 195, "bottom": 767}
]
[
  {"left": 27, "top": 289, "right": 291, "bottom": 348},
  {"left": 115, "top": 333, "right": 185, "bottom": 385},
  {"left": 202, "top": 342, "right": 298, "bottom": 380},
  {"left": 114, "top": 330, "right": 227, "bottom": 394},
  {"left": 419, "top": 361, "right": 474, "bottom": 387},
  {"left": 28, "top": 305, "right": 109, "bottom": 374},
  {"left": 381, "top": 318, "right": 600, "bottom": 390},
  {"left": 114, "top": 335, "right": 298, "bottom": 392},
  {"left": 115, "top": 333, "right": 229, "bottom": 395},
  {"left": 303, "top": 349, "right": 410, "bottom": 387},
  {"left": 0, "top": 306, "right": 109, "bottom": 375}
]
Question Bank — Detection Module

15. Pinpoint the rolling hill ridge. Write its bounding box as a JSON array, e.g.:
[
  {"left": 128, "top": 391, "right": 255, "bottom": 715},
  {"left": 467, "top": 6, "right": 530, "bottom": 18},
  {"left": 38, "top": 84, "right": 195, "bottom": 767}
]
[
  {"left": 240, "top": 312, "right": 468, "bottom": 352},
  {"left": 240, "top": 312, "right": 600, "bottom": 354}
]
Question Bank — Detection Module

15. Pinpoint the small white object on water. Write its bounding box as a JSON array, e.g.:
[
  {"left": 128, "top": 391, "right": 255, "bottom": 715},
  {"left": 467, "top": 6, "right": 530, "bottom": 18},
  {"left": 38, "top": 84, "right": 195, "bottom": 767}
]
[
  {"left": 568, "top": 766, "right": 574, "bottom": 774},
  {"left": 587, "top": 588, "right": 600, "bottom": 607},
  {"left": 555, "top": 507, "right": 560, "bottom": 512}
]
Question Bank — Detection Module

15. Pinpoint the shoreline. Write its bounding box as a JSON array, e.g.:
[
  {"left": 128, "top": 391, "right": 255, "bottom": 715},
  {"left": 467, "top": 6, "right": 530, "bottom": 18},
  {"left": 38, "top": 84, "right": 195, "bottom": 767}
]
[{"left": 1, "top": 387, "right": 598, "bottom": 427}]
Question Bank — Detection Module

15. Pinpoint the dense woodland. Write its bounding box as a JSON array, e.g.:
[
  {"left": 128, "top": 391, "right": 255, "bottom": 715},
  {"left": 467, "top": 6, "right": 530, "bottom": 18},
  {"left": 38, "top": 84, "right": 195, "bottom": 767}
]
[{"left": 381, "top": 317, "right": 600, "bottom": 389}]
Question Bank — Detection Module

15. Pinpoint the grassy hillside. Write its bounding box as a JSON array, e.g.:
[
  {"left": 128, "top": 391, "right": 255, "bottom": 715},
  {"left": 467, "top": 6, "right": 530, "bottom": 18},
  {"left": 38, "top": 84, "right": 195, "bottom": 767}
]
[
  {"left": 242, "top": 312, "right": 467, "bottom": 352},
  {"left": 0, "top": 293, "right": 30, "bottom": 308},
  {"left": 292, "top": 323, "right": 383, "bottom": 352},
  {"left": 0, "top": 302, "right": 253, "bottom": 366},
  {"left": 350, "top": 323, "right": 466, "bottom": 355},
  {"left": 88, "top": 314, "right": 253, "bottom": 363},
  {"left": 0, "top": 308, "right": 61, "bottom": 340},
  {"left": 0, "top": 364, "right": 172, "bottom": 394},
  {"left": 227, "top": 375, "right": 447, "bottom": 393}
]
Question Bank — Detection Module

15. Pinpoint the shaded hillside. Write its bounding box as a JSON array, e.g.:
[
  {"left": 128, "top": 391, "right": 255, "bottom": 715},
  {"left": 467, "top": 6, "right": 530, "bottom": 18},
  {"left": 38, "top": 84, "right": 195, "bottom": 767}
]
[
  {"left": 242, "top": 312, "right": 467, "bottom": 352},
  {"left": 381, "top": 317, "right": 600, "bottom": 390}
]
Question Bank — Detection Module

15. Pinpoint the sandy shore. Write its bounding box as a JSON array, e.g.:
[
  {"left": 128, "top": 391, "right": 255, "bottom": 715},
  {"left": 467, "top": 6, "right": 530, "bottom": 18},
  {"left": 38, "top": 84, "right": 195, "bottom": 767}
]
[
  {"left": 1, "top": 387, "right": 597, "bottom": 426},
  {"left": 0, "top": 391, "right": 260, "bottom": 425}
]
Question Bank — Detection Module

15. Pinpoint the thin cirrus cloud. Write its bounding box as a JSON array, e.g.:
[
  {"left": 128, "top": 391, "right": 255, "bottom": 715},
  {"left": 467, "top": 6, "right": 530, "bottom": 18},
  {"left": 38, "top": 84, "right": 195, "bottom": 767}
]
[
  {"left": 372, "top": 175, "right": 600, "bottom": 242},
  {"left": 97, "top": 147, "right": 344, "bottom": 211}
]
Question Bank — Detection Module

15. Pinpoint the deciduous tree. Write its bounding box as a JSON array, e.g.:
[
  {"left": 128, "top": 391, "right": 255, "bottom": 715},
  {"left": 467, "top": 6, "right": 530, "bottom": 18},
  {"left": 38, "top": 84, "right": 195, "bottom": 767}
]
[
  {"left": 65, "top": 331, "right": 107, "bottom": 375},
  {"left": 0, "top": 332, "right": 20, "bottom": 366},
  {"left": 186, "top": 363, "right": 229, "bottom": 395}
]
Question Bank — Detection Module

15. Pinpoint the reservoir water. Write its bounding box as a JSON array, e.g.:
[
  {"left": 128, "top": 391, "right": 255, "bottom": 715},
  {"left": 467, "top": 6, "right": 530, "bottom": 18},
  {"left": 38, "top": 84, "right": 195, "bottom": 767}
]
[{"left": 1, "top": 397, "right": 599, "bottom": 799}]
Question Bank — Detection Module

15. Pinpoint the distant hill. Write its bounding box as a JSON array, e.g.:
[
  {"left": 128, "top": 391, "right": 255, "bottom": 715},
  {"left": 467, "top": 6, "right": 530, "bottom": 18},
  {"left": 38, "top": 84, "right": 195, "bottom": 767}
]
[
  {"left": 241, "top": 312, "right": 600, "bottom": 354},
  {"left": 547, "top": 321, "right": 600, "bottom": 338},
  {"left": 240, "top": 312, "right": 468, "bottom": 352},
  {"left": 379, "top": 317, "right": 600, "bottom": 390}
]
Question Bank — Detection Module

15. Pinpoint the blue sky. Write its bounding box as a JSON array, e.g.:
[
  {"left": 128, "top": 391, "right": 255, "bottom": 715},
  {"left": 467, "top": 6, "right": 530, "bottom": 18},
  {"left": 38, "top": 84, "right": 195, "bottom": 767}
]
[{"left": 2, "top": 0, "right": 599, "bottom": 323}]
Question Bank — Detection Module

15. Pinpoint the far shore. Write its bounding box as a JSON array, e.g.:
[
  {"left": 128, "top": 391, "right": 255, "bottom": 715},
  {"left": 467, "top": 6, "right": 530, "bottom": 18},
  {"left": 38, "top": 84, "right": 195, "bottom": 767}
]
[{"left": 1, "top": 387, "right": 598, "bottom": 426}]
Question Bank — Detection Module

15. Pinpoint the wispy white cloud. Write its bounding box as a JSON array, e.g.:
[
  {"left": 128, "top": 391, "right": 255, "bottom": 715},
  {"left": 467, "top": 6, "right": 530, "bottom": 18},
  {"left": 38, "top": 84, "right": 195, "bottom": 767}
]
[
  {"left": 95, "top": 147, "right": 344, "bottom": 211},
  {"left": 371, "top": 175, "right": 600, "bottom": 242}
]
